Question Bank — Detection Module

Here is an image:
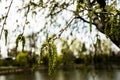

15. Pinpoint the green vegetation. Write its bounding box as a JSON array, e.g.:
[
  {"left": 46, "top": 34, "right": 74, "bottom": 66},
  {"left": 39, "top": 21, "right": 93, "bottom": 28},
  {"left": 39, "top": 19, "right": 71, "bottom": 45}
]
[
  {"left": 0, "top": 38, "right": 120, "bottom": 69},
  {"left": 0, "top": 0, "right": 120, "bottom": 76},
  {"left": 16, "top": 52, "right": 29, "bottom": 67},
  {"left": 0, "top": 38, "right": 120, "bottom": 75},
  {"left": 40, "top": 36, "right": 57, "bottom": 76}
]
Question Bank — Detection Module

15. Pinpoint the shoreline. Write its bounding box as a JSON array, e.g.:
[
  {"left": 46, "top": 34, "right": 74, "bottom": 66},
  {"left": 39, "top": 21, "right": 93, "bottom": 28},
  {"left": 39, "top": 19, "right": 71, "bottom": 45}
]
[{"left": 0, "top": 64, "right": 120, "bottom": 75}]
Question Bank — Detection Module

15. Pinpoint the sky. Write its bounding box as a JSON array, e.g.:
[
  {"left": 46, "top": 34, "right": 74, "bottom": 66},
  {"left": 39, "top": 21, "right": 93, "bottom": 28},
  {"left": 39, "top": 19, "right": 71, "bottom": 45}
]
[
  {"left": 0, "top": 0, "right": 120, "bottom": 57},
  {"left": 0, "top": 0, "right": 46, "bottom": 57}
]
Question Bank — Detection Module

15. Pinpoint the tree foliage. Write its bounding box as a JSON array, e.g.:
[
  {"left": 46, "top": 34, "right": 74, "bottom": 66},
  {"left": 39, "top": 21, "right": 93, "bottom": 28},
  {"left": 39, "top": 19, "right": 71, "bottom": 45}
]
[
  {"left": 0, "top": 0, "right": 119, "bottom": 49},
  {"left": 40, "top": 36, "right": 57, "bottom": 76},
  {"left": 14, "top": 0, "right": 119, "bottom": 48},
  {"left": 15, "top": 51, "right": 28, "bottom": 67},
  {"left": 0, "top": 0, "right": 120, "bottom": 76}
]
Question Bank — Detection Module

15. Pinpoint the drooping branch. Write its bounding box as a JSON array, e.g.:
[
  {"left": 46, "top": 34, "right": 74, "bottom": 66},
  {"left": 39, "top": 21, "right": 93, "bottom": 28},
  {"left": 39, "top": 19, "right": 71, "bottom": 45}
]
[
  {"left": 0, "top": 0, "right": 14, "bottom": 39},
  {"left": 22, "top": 5, "right": 30, "bottom": 35}
]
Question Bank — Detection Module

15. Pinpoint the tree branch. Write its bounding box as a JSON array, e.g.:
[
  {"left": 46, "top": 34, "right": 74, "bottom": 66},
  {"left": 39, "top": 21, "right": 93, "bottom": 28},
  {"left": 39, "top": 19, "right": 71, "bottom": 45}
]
[
  {"left": 0, "top": 0, "right": 14, "bottom": 39},
  {"left": 53, "top": 16, "right": 75, "bottom": 40},
  {"left": 22, "top": 5, "right": 30, "bottom": 35},
  {"left": 75, "top": 15, "right": 95, "bottom": 25},
  {"left": 75, "top": 14, "right": 105, "bottom": 33}
]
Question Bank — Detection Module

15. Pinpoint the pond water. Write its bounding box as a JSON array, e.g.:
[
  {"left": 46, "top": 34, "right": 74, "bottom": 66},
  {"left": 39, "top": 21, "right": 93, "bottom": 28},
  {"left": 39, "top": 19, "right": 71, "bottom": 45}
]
[{"left": 0, "top": 68, "right": 120, "bottom": 80}]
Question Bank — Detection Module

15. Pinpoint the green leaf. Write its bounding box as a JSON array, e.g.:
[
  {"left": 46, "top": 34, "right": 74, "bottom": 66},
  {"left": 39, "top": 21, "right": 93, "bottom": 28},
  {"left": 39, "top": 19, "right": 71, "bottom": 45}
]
[
  {"left": 39, "top": 0, "right": 43, "bottom": 7},
  {"left": 32, "top": 11, "right": 37, "bottom": 16},
  {"left": 95, "top": 9, "right": 102, "bottom": 13},
  {"left": 111, "top": 10, "right": 117, "bottom": 15},
  {"left": 25, "top": 21, "right": 30, "bottom": 25}
]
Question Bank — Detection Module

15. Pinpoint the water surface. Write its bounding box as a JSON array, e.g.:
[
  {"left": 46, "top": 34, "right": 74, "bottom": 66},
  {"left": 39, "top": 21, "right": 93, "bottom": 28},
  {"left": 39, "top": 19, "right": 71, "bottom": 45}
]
[{"left": 0, "top": 68, "right": 120, "bottom": 80}]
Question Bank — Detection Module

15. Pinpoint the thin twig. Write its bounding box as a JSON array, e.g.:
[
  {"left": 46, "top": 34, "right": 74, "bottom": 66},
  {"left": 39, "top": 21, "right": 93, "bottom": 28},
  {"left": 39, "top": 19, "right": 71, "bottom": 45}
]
[
  {"left": 22, "top": 5, "right": 30, "bottom": 35},
  {"left": 53, "top": 16, "right": 75, "bottom": 40},
  {"left": 0, "top": 0, "right": 14, "bottom": 39}
]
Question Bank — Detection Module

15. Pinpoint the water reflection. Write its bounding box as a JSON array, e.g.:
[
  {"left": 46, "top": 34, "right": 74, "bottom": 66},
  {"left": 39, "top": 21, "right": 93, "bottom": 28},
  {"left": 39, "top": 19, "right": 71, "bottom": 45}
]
[{"left": 0, "top": 68, "right": 120, "bottom": 80}]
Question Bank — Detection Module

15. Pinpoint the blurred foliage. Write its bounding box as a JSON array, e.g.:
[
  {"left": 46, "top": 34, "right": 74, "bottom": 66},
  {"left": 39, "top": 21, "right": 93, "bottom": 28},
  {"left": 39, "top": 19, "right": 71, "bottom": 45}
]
[
  {"left": 61, "top": 48, "right": 75, "bottom": 66},
  {"left": 0, "top": 38, "right": 120, "bottom": 70},
  {"left": 0, "top": 0, "right": 120, "bottom": 75},
  {"left": 15, "top": 51, "right": 29, "bottom": 67},
  {"left": 8, "top": 47, "right": 18, "bottom": 57},
  {"left": 26, "top": 32, "right": 38, "bottom": 50},
  {"left": 40, "top": 35, "right": 57, "bottom": 76}
]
